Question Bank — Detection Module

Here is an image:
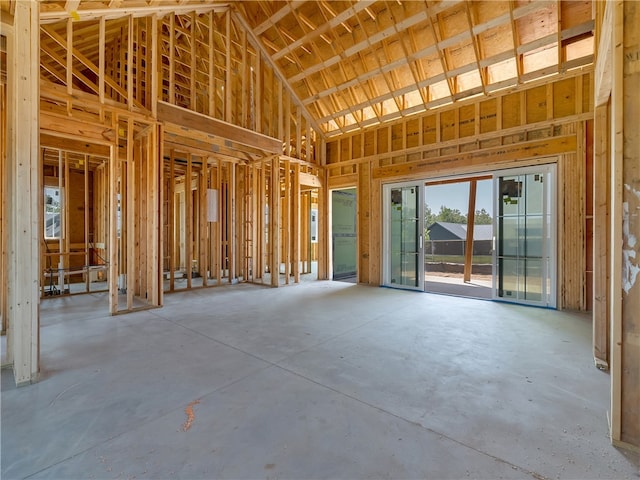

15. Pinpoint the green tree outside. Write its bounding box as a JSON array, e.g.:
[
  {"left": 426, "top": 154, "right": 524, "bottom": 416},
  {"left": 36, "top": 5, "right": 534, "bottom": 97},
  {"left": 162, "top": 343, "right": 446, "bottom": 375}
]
[{"left": 424, "top": 205, "right": 492, "bottom": 239}]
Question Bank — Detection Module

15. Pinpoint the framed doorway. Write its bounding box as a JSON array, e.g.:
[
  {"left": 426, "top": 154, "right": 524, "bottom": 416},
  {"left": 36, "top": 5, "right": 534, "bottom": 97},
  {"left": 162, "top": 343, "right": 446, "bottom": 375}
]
[
  {"left": 424, "top": 176, "right": 493, "bottom": 299},
  {"left": 382, "top": 164, "right": 557, "bottom": 308},
  {"left": 382, "top": 182, "right": 424, "bottom": 291},
  {"left": 331, "top": 188, "right": 357, "bottom": 282}
]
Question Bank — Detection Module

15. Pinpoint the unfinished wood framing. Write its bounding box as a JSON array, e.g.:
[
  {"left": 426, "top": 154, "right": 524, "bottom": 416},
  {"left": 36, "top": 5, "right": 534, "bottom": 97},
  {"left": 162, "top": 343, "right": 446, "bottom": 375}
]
[
  {"left": 326, "top": 72, "right": 593, "bottom": 311},
  {"left": 1, "top": 0, "right": 636, "bottom": 454},
  {"left": 6, "top": 1, "right": 40, "bottom": 385},
  {"left": 593, "top": 0, "right": 640, "bottom": 451}
]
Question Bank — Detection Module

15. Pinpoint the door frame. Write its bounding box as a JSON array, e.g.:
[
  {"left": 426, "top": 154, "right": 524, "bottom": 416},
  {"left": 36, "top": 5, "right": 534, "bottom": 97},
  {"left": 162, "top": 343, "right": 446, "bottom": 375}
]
[
  {"left": 329, "top": 187, "right": 358, "bottom": 280},
  {"left": 382, "top": 181, "right": 424, "bottom": 291},
  {"left": 492, "top": 163, "right": 557, "bottom": 308}
]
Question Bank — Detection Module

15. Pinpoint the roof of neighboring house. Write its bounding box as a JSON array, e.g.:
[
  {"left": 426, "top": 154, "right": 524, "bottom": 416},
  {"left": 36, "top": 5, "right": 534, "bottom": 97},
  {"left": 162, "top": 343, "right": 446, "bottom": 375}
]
[{"left": 427, "top": 222, "right": 493, "bottom": 241}]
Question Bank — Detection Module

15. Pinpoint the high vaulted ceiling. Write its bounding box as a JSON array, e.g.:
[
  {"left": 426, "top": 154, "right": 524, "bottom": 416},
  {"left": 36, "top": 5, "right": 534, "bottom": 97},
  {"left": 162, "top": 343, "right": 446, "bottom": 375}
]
[
  {"left": 9, "top": 1, "right": 595, "bottom": 137},
  {"left": 235, "top": 0, "right": 594, "bottom": 136}
]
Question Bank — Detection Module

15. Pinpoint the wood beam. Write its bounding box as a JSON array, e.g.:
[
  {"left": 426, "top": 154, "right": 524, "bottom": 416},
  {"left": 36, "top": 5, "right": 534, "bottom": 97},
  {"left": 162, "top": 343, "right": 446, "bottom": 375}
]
[
  {"left": 254, "top": 1, "right": 305, "bottom": 35},
  {"left": 7, "top": 0, "right": 40, "bottom": 385},
  {"left": 272, "top": 1, "right": 375, "bottom": 61},
  {"left": 40, "top": 133, "right": 110, "bottom": 157},
  {"left": 39, "top": 2, "right": 229, "bottom": 24},
  {"left": 157, "top": 101, "right": 282, "bottom": 154},
  {"left": 372, "top": 135, "right": 577, "bottom": 180}
]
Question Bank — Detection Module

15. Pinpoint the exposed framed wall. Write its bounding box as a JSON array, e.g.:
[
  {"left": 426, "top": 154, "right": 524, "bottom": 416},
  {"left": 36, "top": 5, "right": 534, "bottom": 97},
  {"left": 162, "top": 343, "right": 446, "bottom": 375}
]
[
  {"left": 326, "top": 71, "right": 594, "bottom": 312},
  {"left": 592, "top": 0, "right": 640, "bottom": 451}
]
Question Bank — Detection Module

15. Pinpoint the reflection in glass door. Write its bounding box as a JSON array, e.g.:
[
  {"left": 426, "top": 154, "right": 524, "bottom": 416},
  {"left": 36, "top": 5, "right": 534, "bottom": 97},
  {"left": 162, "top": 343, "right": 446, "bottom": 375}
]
[
  {"left": 384, "top": 184, "right": 423, "bottom": 290},
  {"left": 494, "top": 166, "right": 555, "bottom": 307}
]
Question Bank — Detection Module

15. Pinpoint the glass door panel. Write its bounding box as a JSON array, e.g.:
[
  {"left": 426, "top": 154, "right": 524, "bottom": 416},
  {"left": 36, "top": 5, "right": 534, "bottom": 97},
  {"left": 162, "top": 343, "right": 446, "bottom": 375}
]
[
  {"left": 385, "top": 184, "right": 423, "bottom": 290},
  {"left": 494, "top": 166, "right": 555, "bottom": 307}
]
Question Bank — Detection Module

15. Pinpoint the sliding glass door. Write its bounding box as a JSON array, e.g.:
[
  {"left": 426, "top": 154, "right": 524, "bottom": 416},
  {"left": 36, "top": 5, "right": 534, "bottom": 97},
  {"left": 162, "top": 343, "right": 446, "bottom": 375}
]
[
  {"left": 382, "top": 165, "right": 556, "bottom": 307},
  {"left": 493, "top": 165, "right": 556, "bottom": 307},
  {"left": 383, "top": 183, "right": 423, "bottom": 291}
]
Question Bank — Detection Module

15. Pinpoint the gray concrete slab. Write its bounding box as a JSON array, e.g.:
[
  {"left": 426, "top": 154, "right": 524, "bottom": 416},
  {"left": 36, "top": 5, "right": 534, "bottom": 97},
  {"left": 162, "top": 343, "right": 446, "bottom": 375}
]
[
  {"left": 26, "top": 366, "right": 530, "bottom": 480},
  {"left": 2, "top": 281, "right": 639, "bottom": 479}
]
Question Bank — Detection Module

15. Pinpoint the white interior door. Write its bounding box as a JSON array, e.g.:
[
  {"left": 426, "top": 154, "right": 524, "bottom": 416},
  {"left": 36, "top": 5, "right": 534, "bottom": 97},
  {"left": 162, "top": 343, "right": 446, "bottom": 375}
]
[
  {"left": 493, "top": 165, "right": 556, "bottom": 307},
  {"left": 384, "top": 183, "right": 424, "bottom": 291}
]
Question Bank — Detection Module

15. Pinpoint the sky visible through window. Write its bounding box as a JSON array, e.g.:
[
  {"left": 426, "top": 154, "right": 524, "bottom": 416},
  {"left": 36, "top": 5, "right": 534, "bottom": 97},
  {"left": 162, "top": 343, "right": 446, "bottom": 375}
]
[{"left": 425, "top": 180, "right": 493, "bottom": 220}]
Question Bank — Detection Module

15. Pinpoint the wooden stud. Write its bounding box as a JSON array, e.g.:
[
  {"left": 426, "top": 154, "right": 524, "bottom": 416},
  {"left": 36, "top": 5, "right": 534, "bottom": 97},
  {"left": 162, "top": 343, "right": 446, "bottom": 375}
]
[
  {"left": 151, "top": 14, "right": 158, "bottom": 117},
  {"left": 228, "top": 161, "right": 236, "bottom": 282},
  {"left": 168, "top": 149, "right": 175, "bottom": 291},
  {"left": 370, "top": 178, "right": 381, "bottom": 284},
  {"left": 207, "top": 161, "right": 215, "bottom": 283},
  {"left": 546, "top": 83, "right": 554, "bottom": 121},
  {"left": 186, "top": 153, "right": 193, "bottom": 289},
  {"left": 199, "top": 159, "right": 208, "bottom": 286},
  {"left": 216, "top": 158, "right": 222, "bottom": 285},
  {"left": 283, "top": 159, "right": 291, "bottom": 284},
  {"left": 285, "top": 94, "right": 291, "bottom": 156},
  {"left": 242, "top": 28, "right": 248, "bottom": 128},
  {"left": 225, "top": 10, "right": 232, "bottom": 122},
  {"left": 169, "top": 15, "right": 175, "bottom": 104},
  {"left": 357, "top": 162, "right": 371, "bottom": 284},
  {"left": 258, "top": 161, "right": 266, "bottom": 281},
  {"left": 152, "top": 124, "right": 161, "bottom": 305},
  {"left": 135, "top": 18, "right": 142, "bottom": 109},
  {"left": 190, "top": 12, "right": 197, "bottom": 111},
  {"left": 126, "top": 120, "right": 135, "bottom": 309},
  {"left": 209, "top": 12, "right": 215, "bottom": 117},
  {"left": 127, "top": 15, "right": 133, "bottom": 110},
  {"left": 292, "top": 164, "right": 301, "bottom": 283},
  {"left": 316, "top": 172, "right": 327, "bottom": 280},
  {"left": 278, "top": 80, "right": 284, "bottom": 144},
  {"left": 63, "top": 152, "right": 70, "bottom": 273},
  {"left": 270, "top": 158, "right": 280, "bottom": 287},
  {"left": 84, "top": 155, "right": 90, "bottom": 292},
  {"left": 251, "top": 163, "right": 260, "bottom": 281},
  {"left": 134, "top": 130, "right": 143, "bottom": 300},
  {"left": 109, "top": 138, "right": 119, "bottom": 314},
  {"left": 99, "top": 17, "right": 106, "bottom": 109},
  {"left": 66, "top": 17, "right": 73, "bottom": 115},
  {"left": 593, "top": 104, "right": 609, "bottom": 369},
  {"left": 300, "top": 190, "right": 309, "bottom": 274}
]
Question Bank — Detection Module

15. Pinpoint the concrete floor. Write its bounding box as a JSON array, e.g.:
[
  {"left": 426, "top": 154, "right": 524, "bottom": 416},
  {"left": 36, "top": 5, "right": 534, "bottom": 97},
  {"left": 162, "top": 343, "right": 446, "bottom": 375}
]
[{"left": 2, "top": 281, "right": 639, "bottom": 479}]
